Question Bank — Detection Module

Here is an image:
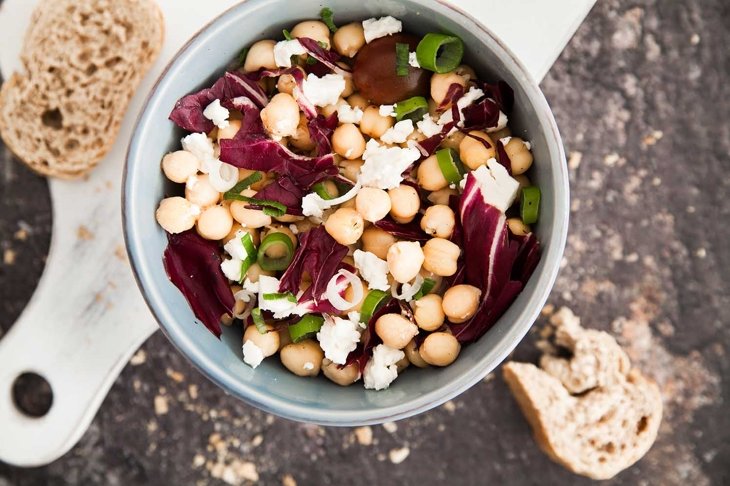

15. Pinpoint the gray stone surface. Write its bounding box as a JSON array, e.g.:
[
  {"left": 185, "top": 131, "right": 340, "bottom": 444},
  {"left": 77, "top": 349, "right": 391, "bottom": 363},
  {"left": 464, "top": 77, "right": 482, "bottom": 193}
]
[{"left": 1, "top": 0, "right": 728, "bottom": 484}]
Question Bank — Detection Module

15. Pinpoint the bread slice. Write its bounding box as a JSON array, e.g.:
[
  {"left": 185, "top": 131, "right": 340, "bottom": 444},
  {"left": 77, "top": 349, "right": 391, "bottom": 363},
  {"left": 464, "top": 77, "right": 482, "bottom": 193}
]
[
  {"left": 502, "top": 309, "right": 662, "bottom": 480},
  {"left": 0, "top": 0, "right": 164, "bottom": 178}
]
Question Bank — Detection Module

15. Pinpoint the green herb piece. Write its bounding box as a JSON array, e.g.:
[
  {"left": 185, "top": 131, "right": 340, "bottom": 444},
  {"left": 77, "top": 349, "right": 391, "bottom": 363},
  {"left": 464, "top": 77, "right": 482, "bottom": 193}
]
[
  {"left": 236, "top": 47, "right": 250, "bottom": 68},
  {"left": 283, "top": 29, "right": 293, "bottom": 40},
  {"left": 394, "top": 96, "right": 429, "bottom": 122},
  {"left": 288, "top": 315, "right": 325, "bottom": 343},
  {"left": 224, "top": 171, "right": 263, "bottom": 200},
  {"left": 238, "top": 232, "right": 257, "bottom": 282},
  {"left": 312, "top": 181, "right": 339, "bottom": 200},
  {"left": 395, "top": 42, "right": 410, "bottom": 77},
  {"left": 320, "top": 7, "right": 338, "bottom": 33},
  {"left": 251, "top": 308, "right": 268, "bottom": 334},
  {"left": 262, "top": 292, "right": 297, "bottom": 303},
  {"left": 360, "top": 290, "right": 391, "bottom": 324},
  {"left": 413, "top": 278, "right": 436, "bottom": 300},
  {"left": 435, "top": 148, "right": 465, "bottom": 184}
]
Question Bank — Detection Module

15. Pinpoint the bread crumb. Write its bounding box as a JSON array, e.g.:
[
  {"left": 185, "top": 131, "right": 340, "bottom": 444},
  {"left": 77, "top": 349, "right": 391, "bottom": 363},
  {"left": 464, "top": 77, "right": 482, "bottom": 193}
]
[
  {"left": 147, "top": 420, "right": 158, "bottom": 433},
  {"left": 14, "top": 228, "right": 28, "bottom": 241},
  {"left": 154, "top": 395, "right": 169, "bottom": 415},
  {"left": 354, "top": 426, "right": 373, "bottom": 445},
  {"left": 114, "top": 245, "right": 127, "bottom": 261},
  {"left": 695, "top": 248, "right": 707, "bottom": 259},
  {"left": 389, "top": 446, "right": 410, "bottom": 464},
  {"left": 3, "top": 248, "right": 16, "bottom": 265},
  {"left": 690, "top": 33, "right": 700, "bottom": 45},
  {"left": 192, "top": 454, "right": 206, "bottom": 468},
  {"left": 382, "top": 422, "right": 398, "bottom": 433},
  {"left": 568, "top": 151, "right": 582, "bottom": 170},
  {"left": 188, "top": 384, "right": 199, "bottom": 400},
  {"left": 642, "top": 130, "right": 663, "bottom": 146},
  {"left": 130, "top": 349, "right": 146, "bottom": 366},
  {"left": 250, "top": 434, "right": 264, "bottom": 447},
  {"left": 166, "top": 368, "right": 185, "bottom": 383},
  {"left": 442, "top": 400, "right": 456, "bottom": 412},
  {"left": 281, "top": 474, "right": 297, "bottom": 486},
  {"left": 77, "top": 225, "right": 94, "bottom": 241}
]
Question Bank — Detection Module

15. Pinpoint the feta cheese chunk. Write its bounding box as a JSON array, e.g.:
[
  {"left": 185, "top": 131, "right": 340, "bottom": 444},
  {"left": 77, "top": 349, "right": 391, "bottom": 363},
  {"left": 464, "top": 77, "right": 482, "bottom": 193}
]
[
  {"left": 486, "top": 110, "right": 509, "bottom": 133},
  {"left": 416, "top": 114, "right": 443, "bottom": 137},
  {"left": 438, "top": 86, "right": 485, "bottom": 129},
  {"left": 359, "top": 139, "right": 420, "bottom": 190},
  {"left": 363, "top": 344, "right": 405, "bottom": 390},
  {"left": 408, "top": 52, "right": 420, "bottom": 68},
  {"left": 316, "top": 315, "right": 362, "bottom": 365},
  {"left": 337, "top": 104, "right": 364, "bottom": 124},
  {"left": 353, "top": 250, "right": 390, "bottom": 291},
  {"left": 500, "top": 136, "right": 512, "bottom": 146},
  {"left": 181, "top": 133, "right": 215, "bottom": 166},
  {"left": 223, "top": 230, "right": 251, "bottom": 261},
  {"left": 242, "top": 340, "right": 265, "bottom": 368},
  {"left": 257, "top": 275, "right": 299, "bottom": 318},
  {"left": 379, "top": 104, "right": 396, "bottom": 117},
  {"left": 362, "top": 16, "right": 403, "bottom": 43},
  {"left": 302, "top": 73, "right": 346, "bottom": 107},
  {"left": 220, "top": 258, "right": 243, "bottom": 282},
  {"left": 470, "top": 158, "right": 521, "bottom": 212},
  {"left": 380, "top": 119, "right": 415, "bottom": 144},
  {"left": 203, "top": 99, "right": 230, "bottom": 129},
  {"left": 301, "top": 181, "right": 362, "bottom": 219},
  {"left": 273, "top": 39, "right": 307, "bottom": 68}
]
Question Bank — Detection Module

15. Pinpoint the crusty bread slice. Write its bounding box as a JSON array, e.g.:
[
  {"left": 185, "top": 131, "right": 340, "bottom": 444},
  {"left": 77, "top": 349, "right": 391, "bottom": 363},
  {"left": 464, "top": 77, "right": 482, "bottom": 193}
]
[
  {"left": 0, "top": 0, "right": 164, "bottom": 178},
  {"left": 502, "top": 309, "right": 662, "bottom": 480}
]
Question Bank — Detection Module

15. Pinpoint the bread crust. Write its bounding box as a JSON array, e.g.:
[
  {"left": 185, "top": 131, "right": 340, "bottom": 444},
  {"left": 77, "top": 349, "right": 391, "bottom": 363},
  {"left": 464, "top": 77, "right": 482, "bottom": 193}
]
[{"left": 0, "top": 0, "right": 165, "bottom": 178}]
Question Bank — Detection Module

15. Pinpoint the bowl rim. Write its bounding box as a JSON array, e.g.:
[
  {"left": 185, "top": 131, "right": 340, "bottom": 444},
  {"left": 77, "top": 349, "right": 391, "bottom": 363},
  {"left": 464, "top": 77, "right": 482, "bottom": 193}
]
[{"left": 123, "top": 0, "right": 570, "bottom": 425}]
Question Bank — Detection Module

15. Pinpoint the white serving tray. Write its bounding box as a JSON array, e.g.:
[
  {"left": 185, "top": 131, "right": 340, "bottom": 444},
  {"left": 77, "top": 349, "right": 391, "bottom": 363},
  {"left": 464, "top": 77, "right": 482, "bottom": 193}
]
[{"left": 0, "top": 0, "right": 595, "bottom": 467}]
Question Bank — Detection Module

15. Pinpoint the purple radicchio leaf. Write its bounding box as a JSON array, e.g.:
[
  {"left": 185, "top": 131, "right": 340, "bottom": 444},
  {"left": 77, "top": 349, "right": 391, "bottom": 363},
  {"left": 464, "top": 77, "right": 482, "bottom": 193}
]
[
  {"left": 413, "top": 84, "right": 464, "bottom": 157},
  {"left": 511, "top": 232, "right": 541, "bottom": 285},
  {"left": 374, "top": 217, "right": 429, "bottom": 242},
  {"left": 224, "top": 95, "right": 265, "bottom": 137},
  {"left": 495, "top": 139, "right": 513, "bottom": 174},
  {"left": 249, "top": 177, "right": 304, "bottom": 215},
  {"left": 308, "top": 112, "right": 339, "bottom": 156},
  {"left": 256, "top": 67, "right": 318, "bottom": 118},
  {"left": 461, "top": 97, "right": 501, "bottom": 132},
  {"left": 481, "top": 80, "right": 514, "bottom": 113},
  {"left": 163, "top": 230, "right": 235, "bottom": 338},
  {"left": 297, "top": 37, "right": 351, "bottom": 76}
]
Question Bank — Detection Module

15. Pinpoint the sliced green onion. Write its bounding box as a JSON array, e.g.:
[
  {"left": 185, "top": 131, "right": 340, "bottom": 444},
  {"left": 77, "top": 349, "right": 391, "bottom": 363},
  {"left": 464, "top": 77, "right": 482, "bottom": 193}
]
[
  {"left": 312, "top": 181, "right": 339, "bottom": 200},
  {"left": 288, "top": 315, "right": 325, "bottom": 343},
  {"left": 262, "top": 205, "right": 287, "bottom": 217},
  {"left": 283, "top": 29, "right": 293, "bottom": 40},
  {"left": 251, "top": 308, "right": 268, "bottom": 334},
  {"left": 262, "top": 292, "right": 297, "bottom": 303},
  {"left": 257, "top": 232, "right": 295, "bottom": 271},
  {"left": 317, "top": 40, "right": 328, "bottom": 49},
  {"left": 320, "top": 7, "right": 338, "bottom": 33},
  {"left": 413, "top": 278, "right": 436, "bottom": 300},
  {"left": 359, "top": 290, "right": 391, "bottom": 324},
  {"left": 436, "top": 148, "right": 465, "bottom": 184},
  {"left": 226, "top": 193, "right": 287, "bottom": 217},
  {"left": 224, "top": 171, "right": 263, "bottom": 200},
  {"left": 239, "top": 232, "right": 257, "bottom": 282},
  {"left": 306, "top": 56, "right": 318, "bottom": 65},
  {"left": 236, "top": 47, "right": 250, "bottom": 68},
  {"left": 416, "top": 33, "right": 464, "bottom": 74},
  {"left": 394, "top": 96, "right": 429, "bottom": 122},
  {"left": 520, "top": 186, "right": 541, "bottom": 225},
  {"left": 395, "top": 42, "right": 410, "bottom": 77}
]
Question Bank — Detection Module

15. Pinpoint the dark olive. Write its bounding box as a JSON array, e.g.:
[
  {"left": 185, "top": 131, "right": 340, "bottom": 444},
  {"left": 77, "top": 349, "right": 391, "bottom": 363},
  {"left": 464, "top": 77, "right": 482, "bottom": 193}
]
[{"left": 353, "top": 34, "right": 431, "bottom": 105}]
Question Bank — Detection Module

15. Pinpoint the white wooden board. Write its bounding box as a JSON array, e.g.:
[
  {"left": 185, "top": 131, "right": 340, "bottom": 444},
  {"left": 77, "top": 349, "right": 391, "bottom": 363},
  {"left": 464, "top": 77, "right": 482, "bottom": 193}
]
[{"left": 0, "top": 0, "right": 595, "bottom": 467}]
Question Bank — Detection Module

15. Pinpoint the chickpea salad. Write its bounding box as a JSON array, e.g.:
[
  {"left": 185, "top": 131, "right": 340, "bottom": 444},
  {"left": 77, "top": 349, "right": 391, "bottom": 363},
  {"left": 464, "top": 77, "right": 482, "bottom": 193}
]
[{"left": 158, "top": 9, "right": 541, "bottom": 391}]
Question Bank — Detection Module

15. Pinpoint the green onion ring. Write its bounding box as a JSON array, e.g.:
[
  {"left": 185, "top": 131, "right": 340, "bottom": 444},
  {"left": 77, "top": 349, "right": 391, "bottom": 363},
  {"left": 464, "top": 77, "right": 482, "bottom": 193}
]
[
  {"left": 394, "top": 96, "right": 429, "bottom": 122},
  {"left": 359, "top": 290, "right": 391, "bottom": 324},
  {"left": 416, "top": 33, "right": 464, "bottom": 74},
  {"left": 251, "top": 308, "right": 268, "bottom": 334},
  {"left": 257, "top": 232, "right": 295, "bottom": 271},
  {"left": 288, "top": 315, "right": 325, "bottom": 343},
  {"left": 436, "top": 148, "right": 465, "bottom": 184},
  {"left": 520, "top": 186, "right": 541, "bottom": 225}
]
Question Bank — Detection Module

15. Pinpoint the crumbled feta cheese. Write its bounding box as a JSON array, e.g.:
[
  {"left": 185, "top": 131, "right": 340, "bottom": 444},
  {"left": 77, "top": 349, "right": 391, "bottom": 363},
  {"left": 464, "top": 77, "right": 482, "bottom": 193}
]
[
  {"left": 242, "top": 278, "right": 260, "bottom": 293},
  {"left": 220, "top": 258, "right": 243, "bottom": 282},
  {"left": 363, "top": 344, "right": 405, "bottom": 390},
  {"left": 380, "top": 119, "right": 415, "bottom": 144},
  {"left": 379, "top": 104, "right": 396, "bottom": 117},
  {"left": 316, "top": 315, "right": 362, "bottom": 365},
  {"left": 353, "top": 250, "right": 390, "bottom": 291},
  {"left": 359, "top": 139, "right": 420, "bottom": 190},
  {"left": 436, "top": 86, "right": 485, "bottom": 131},
  {"left": 273, "top": 39, "right": 307, "bottom": 68},
  {"left": 242, "top": 340, "right": 265, "bottom": 368},
  {"left": 500, "top": 136, "right": 512, "bottom": 146},
  {"left": 301, "top": 181, "right": 362, "bottom": 219},
  {"left": 417, "top": 114, "right": 443, "bottom": 137},
  {"left": 408, "top": 52, "right": 420, "bottom": 68},
  {"left": 470, "top": 158, "right": 521, "bottom": 212},
  {"left": 524, "top": 141, "right": 532, "bottom": 151},
  {"left": 303, "top": 362, "right": 315, "bottom": 371},
  {"left": 337, "top": 104, "right": 364, "bottom": 124},
  {"left": 289, "top": 224, "right": 299, "bottom": 235},
  {"left": 302, "top": 73, "right": 346, "bottom": 107},
  {"left": 181, "top": 133, "right": 215, "bottom": 164},
  {"left": 395, "top": 275, "right": 423, "bottom": 302},
  {"left": 203, "top": 99, "right": 230, "bottom": 129},
  {"left": 347, "top": 311, "right": 361, "bottom": 323},
  {"left": 362, "top": 16, "right": 403, "bottom": 43},
  {"left": 257, "top": 275, "right": 299, "bottom": 318},
  {"left": 486, "top": 111, "right": 509, "bottom": 132},
  {"left": 223, "top": 230, "right": 250, "bottom": 261}
]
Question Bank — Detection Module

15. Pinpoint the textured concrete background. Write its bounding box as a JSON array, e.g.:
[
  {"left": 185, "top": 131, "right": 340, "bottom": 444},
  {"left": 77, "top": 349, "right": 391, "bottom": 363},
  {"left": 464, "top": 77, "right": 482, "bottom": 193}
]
[{"left": 1, "top": 0, "right": 728, "bottom": 484}]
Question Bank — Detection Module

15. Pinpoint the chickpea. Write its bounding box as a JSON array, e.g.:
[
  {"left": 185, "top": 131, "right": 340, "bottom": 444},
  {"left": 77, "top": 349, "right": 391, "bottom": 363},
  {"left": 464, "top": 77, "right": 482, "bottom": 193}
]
[
  {"left": 196, "top": 205, "right": 234, "bottom": 240},
  {"left": 455, "top": 64, "right": 477, "bottom": 82},
  {"left": 332, "top": 123, "right": 366, "bottom": 160},
  {"left": 246, "top": 262, "right": 275, "bottom": 283},
  {"left": 230, "top": 189, "right": 272, "bottom": 228},
  {"left": 387, "top": 241, "right": 425, "bottom": 283},
  {"left": 388, "top": 185, "right": 420, "bottom": 224},
  {"left": 375, "top": 313, "right": 419, "bottom": 349},
  {"left": 360, "top": 106, "right": 394, "bottom": 139},
  {"left": 291, "top": 20, "right": 331, "bottom": 49},
  {"left": 503, "top": 137, "right": 534, "bottom": 175},
  {"left": 404, "top": 339, "right": 429, "bottom": 368},
  {"left": 261, "top": 93, "right": 300, "bottom": 139},
  {"left": 396, "top": 355, "right": 410, "bottom": 372},
  {"left": 427, "top": 187, "right": 458, "bottom": 206},
  {"left": 325, "top": 208, "right": 364, "bottom": 245},
  {"left": 422, "top": 238, "right": 461, "bottom": 276},
  {"left": 276, "top": 73, "right": 298, "bottom": 95},
  {"left": 161, "top": 151, "right": 199, "bottom": 183},
  {"left": 412, "top": 294, "right": 446, "bottom": 331},
  {"left": 442, "top": 285, "right": 482, "bottom": 323},
  {"left": 420, "top": 205, "right": 456, "bottom": 239},
  {"left": 261, "top": 226, "right": 298, "bottom": 257},
  {"left": 156, "top": 197, "right": 200, "bottom": 234},
  {"left": 341, "top": 72, "right": 356, "bottom": 98},
  {"left": 514, "top": 174, "right": 531, "bottom": 192},
  {"left": 344, "top": 278, "right": 368, "bottom": 312},
  {"left": 278, "top": 328, "right": 292, "bottom": 350},
  {"left": 222, "top": 285, "right": 245, "bottom": 326},
  {"left": 217, "top": 119, "right": 242, "bottom": 142},
  {"left": 507, "top": 217, "right": 531, "bottom": 236},
  {"left": 441, "top": 130, "right": 466, "bottom": 151},
  {"left": 280, "top": 339, "right": 324, "bottom": 377},
  {"left": 339, "top": 158, "right": 364, "bottom": 183},
  {"left": 362, "top": 226, "right": 396, "bottom": 260},
  {"left": 185, "top": 174, "right": 220, "bottom": 208},
  {"left": 276, "top": 214, "right": 304, "bottom": 224},
  {"left": 459, "top": 131, "right": 495, "bottom": 170},
  {"left": 417, "top": 154, "right": 448, "bottom": 191},
  {"left": 243, "top": 324, "right": 280, "bottom": 357},
  {"left": 428, "top": 98, "right": 439, "bottom": 118},
  {"left": 420, "top": 332, "right": 461, "bottom": 366},
  {"left": 321, "top": 97, "right": 348, "bottom": 118},
  {"left": 490, "top": 126, "right": 511, "bottom": 141},
  {"left": 322, "top": 359, "right": 360, "bottom": 386},
  {"left": 356, "top": 187, "right": 391, "bottom": 222},
  {"left": 293, "top": 218, "right": 318, "bottom": 235},
  {"left": 430, "top": 71, "right": 468, "bottom": 105},
  {"left": 347, "top": 93, "right": 369, "bottom": 110},
  {"left": 243, "top": 39, "right": 277, "bottom": 72},
  {"left": 287, "top": 116, "right": 315, "bottom": 151},
  {"left": 223, "top": 224, "right": 260, "bottom": 246},
  {"left": 333, "top": 22, "right": 366, "bottom": 58}
]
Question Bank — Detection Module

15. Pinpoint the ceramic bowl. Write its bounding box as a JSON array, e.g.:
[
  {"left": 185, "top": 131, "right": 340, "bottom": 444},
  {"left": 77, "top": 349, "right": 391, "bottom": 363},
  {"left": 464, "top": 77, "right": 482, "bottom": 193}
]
[{"left": 124, "top": 0, "right": 569, "bottom": 425}]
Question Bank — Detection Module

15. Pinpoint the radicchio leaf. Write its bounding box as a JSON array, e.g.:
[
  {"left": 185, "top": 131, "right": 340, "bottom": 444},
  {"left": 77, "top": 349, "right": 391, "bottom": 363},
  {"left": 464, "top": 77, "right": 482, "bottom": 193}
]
[
  {"left": 436, "top": 83, "right": 465, "bottom": 111},
  {"left": 481, "top": 80, "right": 514, "bottom": 113},
  {"left": 414, "top": 121, "right": 455, "bottom": 157},
  {"left": 511, "top": 232, "right": 541, "bottom": 284},
  {"left": 297, "top": 37, "right": 351, "bottom": 76},
  {"left": 256, "top": 67, "right": 317, "bottom": 118},
  {"left": 169, "top": 71, "right": 268, "bottom": 133},
  {"left": 374, "top": 217, "right": 429, "bottom": 242},
  {"left": 163, "top": 230, "right": 234, "bottom": 338},
  {"left": 495, "top": 139, "right": 512, "bottom": 174},
  {"left": 461, "top": 97, "right": 501, "bottom": 132},
  {"left": 224, "top": 96, "right": 265, "bottom": 136},
  {"left": 308, "top": 112, "right": 339, "bottom": 156},
  {"left": 250, "top": 177, "right": 304, "bottom": 215}
]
